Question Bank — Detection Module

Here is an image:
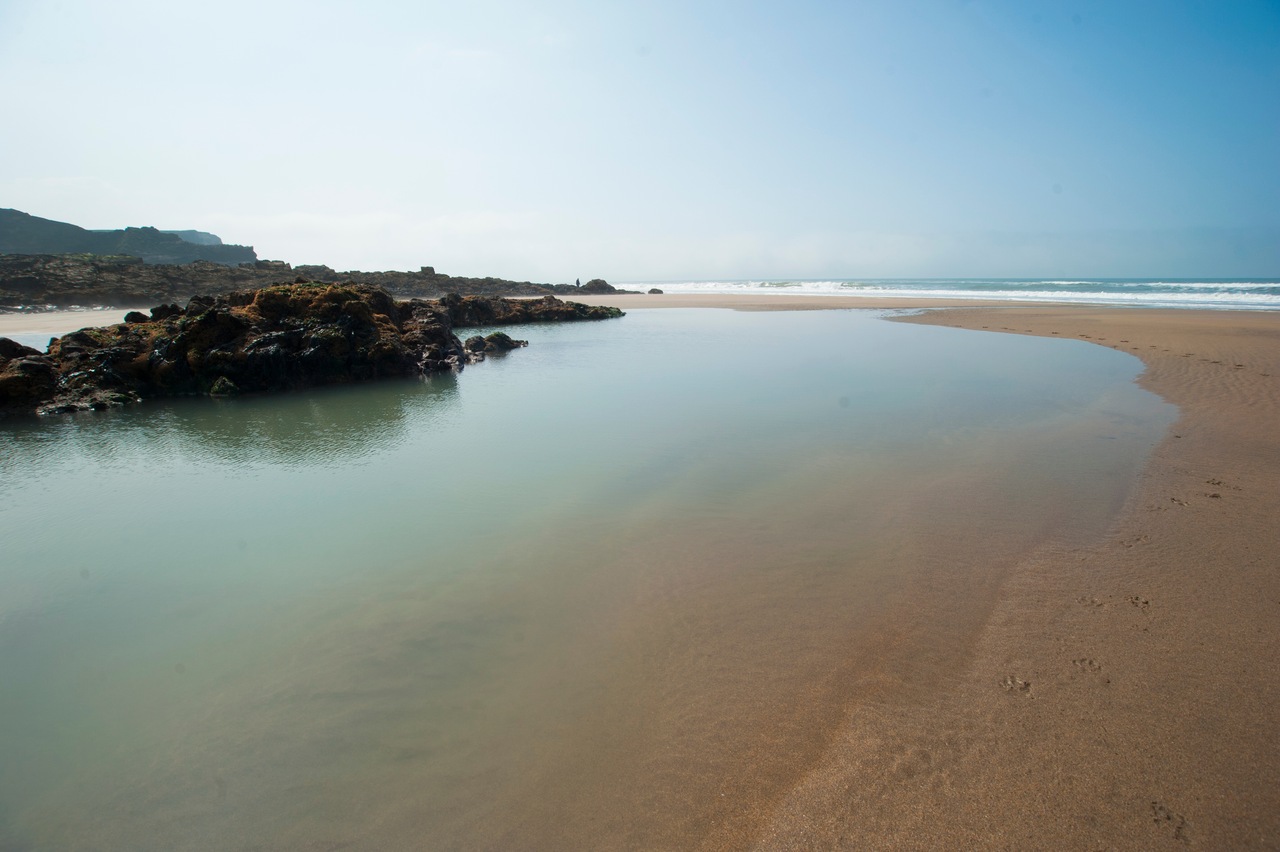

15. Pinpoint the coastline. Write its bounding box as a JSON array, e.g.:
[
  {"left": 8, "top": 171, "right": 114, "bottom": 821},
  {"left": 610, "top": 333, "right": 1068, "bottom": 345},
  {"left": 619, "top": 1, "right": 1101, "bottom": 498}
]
[
  {"left": 4, "top": 294, "right": 1277, "bottom": 847},
  {"left": 572, "top": 293, "right": 1280, "bottom": 848}
]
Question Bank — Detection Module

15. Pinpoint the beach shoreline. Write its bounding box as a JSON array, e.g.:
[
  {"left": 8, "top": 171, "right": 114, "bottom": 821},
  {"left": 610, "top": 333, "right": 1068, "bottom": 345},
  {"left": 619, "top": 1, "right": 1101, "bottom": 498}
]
[
  {"left": 4, "top": 294, "right": 1277, "bottom": 847},
  {"left": 566, "top": 293, "right": 1280, "bottom": 848}
]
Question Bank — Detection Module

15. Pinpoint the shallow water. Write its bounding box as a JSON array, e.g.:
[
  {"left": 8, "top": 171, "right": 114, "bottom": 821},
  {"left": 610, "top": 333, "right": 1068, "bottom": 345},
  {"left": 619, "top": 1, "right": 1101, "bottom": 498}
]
[{"left": 0, "top": 309, "right": 1174, "bottom": 849}]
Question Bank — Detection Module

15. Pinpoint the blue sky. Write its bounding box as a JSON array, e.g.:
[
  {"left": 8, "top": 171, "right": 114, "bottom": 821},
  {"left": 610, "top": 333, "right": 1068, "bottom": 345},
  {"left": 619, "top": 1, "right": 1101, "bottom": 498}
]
[{"left": 1, "top": 0, "right": 1276, "bottom": 280}]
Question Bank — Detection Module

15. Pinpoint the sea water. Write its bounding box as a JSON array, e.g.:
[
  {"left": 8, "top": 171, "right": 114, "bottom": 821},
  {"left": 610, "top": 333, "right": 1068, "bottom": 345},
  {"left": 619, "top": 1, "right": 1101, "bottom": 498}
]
[
  {"left": 624, "top": 278, "right": 1280, "bottom": 310},
  {"left": 0, "top": 309, "right": 1174, "bottom": 849}
]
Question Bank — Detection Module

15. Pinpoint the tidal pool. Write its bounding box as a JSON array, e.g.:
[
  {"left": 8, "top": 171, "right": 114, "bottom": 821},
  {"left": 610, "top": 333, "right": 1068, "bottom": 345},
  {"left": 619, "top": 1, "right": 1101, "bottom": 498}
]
[{"left": 0, "top": 308, "right": 1174, "bottom": 850}]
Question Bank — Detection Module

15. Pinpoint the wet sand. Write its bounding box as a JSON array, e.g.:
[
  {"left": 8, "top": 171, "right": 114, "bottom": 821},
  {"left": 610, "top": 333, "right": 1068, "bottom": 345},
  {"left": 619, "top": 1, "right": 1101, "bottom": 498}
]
[{"left": 572, "top": 294, "right": 1280, "bottom": 849}]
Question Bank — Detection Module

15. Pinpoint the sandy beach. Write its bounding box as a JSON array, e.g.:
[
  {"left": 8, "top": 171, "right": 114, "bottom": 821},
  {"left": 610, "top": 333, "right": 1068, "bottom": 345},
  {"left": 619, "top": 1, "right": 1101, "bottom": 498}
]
[
  {"left": 0, "top": 308, "right": 131, "bottom": 339},
  {"left": 564, "top": 294, "right": 1280, "bottom": 849}
]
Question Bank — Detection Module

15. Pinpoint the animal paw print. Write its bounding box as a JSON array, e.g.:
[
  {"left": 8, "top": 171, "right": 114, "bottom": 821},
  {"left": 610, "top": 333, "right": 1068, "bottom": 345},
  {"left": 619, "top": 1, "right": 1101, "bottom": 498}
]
[
  {"left": 1000, "top": 675, "right": 1031, "bottom": 695},
  {"left": 1127, "top": 596, "right": 1150, "bottom": 611},
  {"left": 1073, "top": 658, "right": 1102, "bottom": 672},
  {"left": 1151, "top": 801, "right": 1189, "bottom": 843},
  {"left": 1077, "top": 595, "right": 1105, "bottom": 608}
]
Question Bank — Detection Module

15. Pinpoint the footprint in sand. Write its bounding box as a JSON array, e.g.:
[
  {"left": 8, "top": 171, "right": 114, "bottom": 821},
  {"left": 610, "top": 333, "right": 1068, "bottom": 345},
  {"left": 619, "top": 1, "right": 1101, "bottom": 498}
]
[
  {"left": 1077, "top": 595, "right": 1106, "bottom": 608},
  {"left": 1121, "top": 534, "right": 1150, "bottom": 548},
  {"left": 1151, "top": 801, "right": 1190, "bottom": 843},
  {"left": 1127, "top": 595, "right": 1150, "bottom": 611},
  {"left": 1000, "top": 675, "right": 1032, "bottom": 695},
  {"left": 1071, "top": 658, "right": 1112, "bottom": 685}
]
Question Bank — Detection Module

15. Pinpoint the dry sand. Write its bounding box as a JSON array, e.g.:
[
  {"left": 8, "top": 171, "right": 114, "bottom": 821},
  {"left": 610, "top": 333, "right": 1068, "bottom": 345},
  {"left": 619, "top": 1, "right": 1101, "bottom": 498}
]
[
  {"left": 575, "top": 294, "right": 1280, "bottom": 849},
  {"left": 0, "top": 308, "right": 131, "bottom": 339}
]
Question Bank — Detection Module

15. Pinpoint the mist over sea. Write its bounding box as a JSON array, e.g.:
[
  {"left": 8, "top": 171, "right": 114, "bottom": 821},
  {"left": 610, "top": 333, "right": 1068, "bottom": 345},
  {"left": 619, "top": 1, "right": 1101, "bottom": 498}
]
[{"left": 624, "top": 278, "right": 1280, "bottom": 310}]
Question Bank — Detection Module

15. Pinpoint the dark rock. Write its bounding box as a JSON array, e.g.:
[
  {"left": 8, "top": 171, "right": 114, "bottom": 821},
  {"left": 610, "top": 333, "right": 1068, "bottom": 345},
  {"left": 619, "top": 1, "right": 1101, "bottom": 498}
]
[
  {"left": 0, "top": 337, "right": 40, "bottom": 360},
  {"left": 0, "top": 341, "right": 58, "bottom": 413},
  {"left": 209, "top": 376, "right": 239, "bottom": 397},
  {"left": 441, "top": 293, "right": 623, "bottom": 327},
  {"left": 124, "top": 311, "right": 149, "bottom": 323},
  {"left": 648, "top": 288, "right": 664, "bottom": 295},
  {"left": 461, "top": 331, "right": 528, "bottom": 360},
  {"left": 483, "top": 332, "right": 527, "bottom": 351},
  {"left": 580, "top": 278, "right": 615, "bottom": 293}
]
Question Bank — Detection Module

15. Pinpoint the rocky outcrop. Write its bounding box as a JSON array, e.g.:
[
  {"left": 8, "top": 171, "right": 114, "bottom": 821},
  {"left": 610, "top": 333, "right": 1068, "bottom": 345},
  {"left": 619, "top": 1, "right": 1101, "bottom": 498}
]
[
  {"left": 0, "top": 254, "right": 274, "bottom": 308},
  {"left": 0, "top": 338, "right": 59, "bottom": 410},
  {"left": 0, "top": 253, "right": 640, "bottom": 309},
  {"left": 0, "top": 283, "right": 624, "bottom": 417},
  {"left": 462, "top": 331, "right": 529, "bottom": 361},
  {"left": 439, "top": 293, "right": 623, "bottom": 327}
]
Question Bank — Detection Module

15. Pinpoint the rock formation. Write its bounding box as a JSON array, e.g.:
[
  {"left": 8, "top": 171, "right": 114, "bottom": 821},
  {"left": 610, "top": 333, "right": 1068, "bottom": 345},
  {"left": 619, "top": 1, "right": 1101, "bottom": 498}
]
[
  {"left": 0, "top": 254, "right": 639, "bottom": 309},
  {"left": 0, "top": 283, "right": 623, "bottom": 417}
]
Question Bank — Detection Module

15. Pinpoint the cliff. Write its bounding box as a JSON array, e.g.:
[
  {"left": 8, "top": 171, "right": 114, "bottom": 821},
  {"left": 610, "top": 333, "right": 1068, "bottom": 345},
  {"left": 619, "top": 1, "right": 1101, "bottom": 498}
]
[{"left": 0, "top": 209, "right": 256, "bottom": 265}]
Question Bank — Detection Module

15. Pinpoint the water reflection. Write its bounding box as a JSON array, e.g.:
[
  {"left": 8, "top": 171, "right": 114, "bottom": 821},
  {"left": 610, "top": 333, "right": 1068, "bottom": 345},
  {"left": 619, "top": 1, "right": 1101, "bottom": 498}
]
[{"left": 0, "top": 372, "right": 461, "bottom": 472}]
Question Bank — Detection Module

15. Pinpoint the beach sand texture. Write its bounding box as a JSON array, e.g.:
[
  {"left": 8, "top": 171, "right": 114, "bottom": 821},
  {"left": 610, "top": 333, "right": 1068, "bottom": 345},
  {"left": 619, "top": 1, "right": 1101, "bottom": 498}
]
[
  {"left": 569, "top": 296, "right": 1280, "bottom": 849},
  {"left": 0, "top": 309, "right": 131, "bottom": 337}
]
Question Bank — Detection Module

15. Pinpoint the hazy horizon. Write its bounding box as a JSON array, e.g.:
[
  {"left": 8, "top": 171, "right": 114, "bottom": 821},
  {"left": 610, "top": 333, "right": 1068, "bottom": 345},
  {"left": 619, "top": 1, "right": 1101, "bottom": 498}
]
[{"left": 2, "top": 1, "right": 1276, "bottom": 281}]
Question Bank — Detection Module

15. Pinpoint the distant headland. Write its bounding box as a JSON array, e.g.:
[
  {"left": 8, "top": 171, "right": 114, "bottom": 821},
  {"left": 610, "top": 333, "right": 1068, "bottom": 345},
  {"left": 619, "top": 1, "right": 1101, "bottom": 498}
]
[{"left": 0, "top": 208, "right": 257, "bottom": 266}]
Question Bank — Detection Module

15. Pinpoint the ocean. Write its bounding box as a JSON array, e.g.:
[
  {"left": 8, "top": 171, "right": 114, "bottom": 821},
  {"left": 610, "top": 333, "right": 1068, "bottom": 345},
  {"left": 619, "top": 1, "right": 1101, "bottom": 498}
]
[
  {"left": 621, "top": 278, "right": 1280, "bottom": 310},
  {"left": 0, "top": 307, "right": 1175, "bottom": 849}
]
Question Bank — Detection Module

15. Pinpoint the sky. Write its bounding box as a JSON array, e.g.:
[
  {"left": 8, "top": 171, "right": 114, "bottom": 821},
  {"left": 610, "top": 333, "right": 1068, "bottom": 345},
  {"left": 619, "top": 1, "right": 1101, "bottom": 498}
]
[{"left": 1, "top": 0, "right": 1277, "bottom": 281}]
